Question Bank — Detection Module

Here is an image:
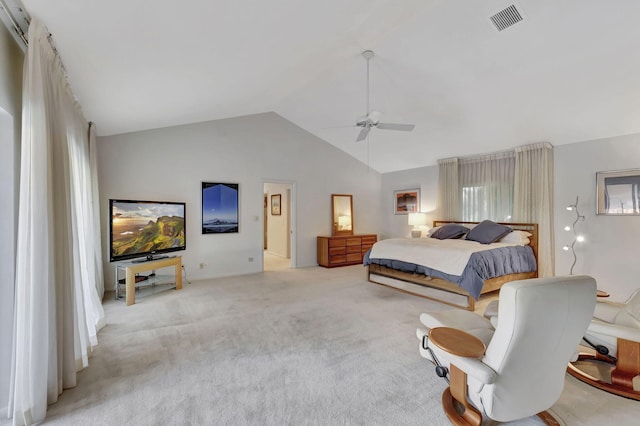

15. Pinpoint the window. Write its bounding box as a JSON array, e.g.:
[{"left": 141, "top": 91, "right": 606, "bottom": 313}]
[{"left": 459, "top": 154, "right": 514, "bottom": 222}]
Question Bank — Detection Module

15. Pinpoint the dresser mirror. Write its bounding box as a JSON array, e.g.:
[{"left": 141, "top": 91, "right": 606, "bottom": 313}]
[{"left": 332, "top": 194, "right": 353, "bottom": 236}]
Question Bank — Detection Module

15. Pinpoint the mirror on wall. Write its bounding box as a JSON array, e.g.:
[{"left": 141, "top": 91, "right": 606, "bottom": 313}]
[{"left": 332, "top": 194, "right": 353, "bottom": 236}]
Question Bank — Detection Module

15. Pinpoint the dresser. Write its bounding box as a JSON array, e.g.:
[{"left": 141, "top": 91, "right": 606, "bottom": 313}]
[{"left": 317, "top": 234, "right": 377, "bottom": 267}]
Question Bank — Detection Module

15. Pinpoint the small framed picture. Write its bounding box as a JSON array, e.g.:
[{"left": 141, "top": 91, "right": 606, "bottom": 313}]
[
  {"left": 596, "top": 169, "right": 640, "bottom": 215},
  {"left": 271, "top": 194, "right": 281, "bottom": 215},
  {"left": 394, "top": 189, "right": 419, "bottom": 215}
]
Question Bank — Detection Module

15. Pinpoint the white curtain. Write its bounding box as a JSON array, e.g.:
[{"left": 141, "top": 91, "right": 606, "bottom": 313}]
[
  {"left": 89, "top": 123, "right": 105, "bottom": 300},
  {"left": 437, "top": 157, "right": 460, "bottom": 220},
  {"left": 9, "top": 18, "right": 104, "bottom": 426},
  {"left": 459, "top": 152, "right": 515, "bottom": 222},
  {"left": 514, "top": 142, "right": 554, "bottom": 277},
  {"left": 437, "top": 143, "right": 554, "bottom": 277},
  {"left": 437, "top": 153, "right": 515, "bottom": 222}
]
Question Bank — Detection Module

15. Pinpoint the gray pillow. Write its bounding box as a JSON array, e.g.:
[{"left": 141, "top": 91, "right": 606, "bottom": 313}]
[
  {"left": 430, "top": 224, "right": 469, "bottom": 240},
  {"left": 465, "top": 220, "right": 512, "bottom": 244}
]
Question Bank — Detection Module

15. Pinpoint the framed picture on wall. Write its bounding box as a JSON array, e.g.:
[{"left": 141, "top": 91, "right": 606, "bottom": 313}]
[
  {"left": 394, "top": 189, "right": 420, "bottom": 214},
  {"left": 202, "top": 182, "right": 239, "bottom": 233},
  {"left": 596, "top": 169, "right": 640, "bottom": 215},
  {"left": 271, "top": 194, "right": 281, "bottom": 215}
]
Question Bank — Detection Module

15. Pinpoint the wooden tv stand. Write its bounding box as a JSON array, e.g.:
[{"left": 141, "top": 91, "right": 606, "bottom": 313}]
[{"left": 115, "top": 256, "right": 182, "bottom": 306}]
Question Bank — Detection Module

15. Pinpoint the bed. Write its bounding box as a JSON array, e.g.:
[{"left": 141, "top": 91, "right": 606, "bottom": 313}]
[{"left": 365, "top": 220, "right": 538, "bottom": 310}]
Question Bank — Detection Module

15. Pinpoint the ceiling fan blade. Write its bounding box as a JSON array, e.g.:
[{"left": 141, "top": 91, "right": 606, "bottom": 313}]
[
  {"left": 355, "top": 127, "right": 370, "bottom": 142},
  {"left": 376, "top": 123, "right": 415, "bottom": 131},
  {"left": 314, "top": 124, "right": 355, "bottom": 131}
]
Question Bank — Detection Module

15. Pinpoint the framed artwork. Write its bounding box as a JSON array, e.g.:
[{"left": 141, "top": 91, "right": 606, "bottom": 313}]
[
  {"left": 201, "top": 182, "right": 239, "bottom": 233},
  {"left": 394, "top": 189, "right": 420, "bottom": 215},
  {"left": 596, "top": 169, "right": 640, "bottom": 215},
  {"left": 271, "top": 194, "right": 281, "bottom": 215}
]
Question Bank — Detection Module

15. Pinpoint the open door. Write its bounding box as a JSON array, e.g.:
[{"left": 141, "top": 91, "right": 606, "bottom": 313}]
[{"left": 263, "top": 181, "right": 295, "bottom": 271}]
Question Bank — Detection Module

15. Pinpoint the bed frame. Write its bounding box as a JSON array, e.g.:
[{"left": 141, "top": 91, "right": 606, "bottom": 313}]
[{"left": 367, "top": 221, "right": 539, "bottom": 311}]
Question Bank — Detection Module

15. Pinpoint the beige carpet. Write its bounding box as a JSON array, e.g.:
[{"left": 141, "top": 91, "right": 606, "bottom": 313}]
[
  {"left": 5, "top": 266, "right": 640, "bottom": 425},
  {"left": 263, "top": 250, "right": 290, "bottom": 272}
]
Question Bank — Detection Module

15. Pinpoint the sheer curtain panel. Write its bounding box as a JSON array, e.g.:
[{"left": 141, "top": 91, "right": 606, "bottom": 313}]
[
  {"left": 514, "top": 142, "right": 554, "bottom": 277},
  {"left": 9, "top": 18, "right": 104, "bottom": 426},
  {"left": 459, "top": 152, "right": 515, "bottom": 222},
  {"left": 437, "top": 158, "right": 460, "bottom": 220},
  {"left": 437, "top": 143, "right": 554, "bottom": 278},
  {"left": 89, "top": 123, "right": 105, "bottom": 301}
]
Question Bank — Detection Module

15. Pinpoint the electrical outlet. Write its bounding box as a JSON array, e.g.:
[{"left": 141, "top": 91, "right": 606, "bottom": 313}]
[{"left": 248, "top": 257, "right": 254, "bottom": 262}]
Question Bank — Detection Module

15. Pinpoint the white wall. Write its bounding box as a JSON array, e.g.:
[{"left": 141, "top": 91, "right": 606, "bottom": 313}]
[
  {"left": 380, "top": 136, "right": 640, "bottom": 302},
  {"left": 555, "top": 134, "right": 640, "bottom": 301},
  {"left": 380, "top": 165, "right": 439, "bottom": 239},
  {"left": 264, "top": 182, "right": 290, "bottom": 258},
  {"left": 0, "top": 22, "right": 23, "bottom": 418},
  {"left": 97, "top": 112, "right": 382, "bottom": 285}
]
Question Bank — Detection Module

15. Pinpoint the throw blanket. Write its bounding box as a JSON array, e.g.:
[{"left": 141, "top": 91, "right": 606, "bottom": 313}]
[
  {"left": 368, "top": 238, "right": 525, "bottom": 276},
  {"left": 365, "top": 239, "right": 537, "bottom": 299}
]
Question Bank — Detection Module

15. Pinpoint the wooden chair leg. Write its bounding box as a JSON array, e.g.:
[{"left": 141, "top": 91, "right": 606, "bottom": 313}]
[
  {"left": 443, "top": 365, "right": 560, "bottom": 425},
  {"left": 567, "top": 338, "right": 640, "bottom": 400},
  {"left": 611, "top": 338, "right": 640, "bottom": 390},
  {"left": 536, "top": 410, "right": 562, "bottom": 426},
  {"left": 442, "top": 364, "right": 482, "bottom": 426}
]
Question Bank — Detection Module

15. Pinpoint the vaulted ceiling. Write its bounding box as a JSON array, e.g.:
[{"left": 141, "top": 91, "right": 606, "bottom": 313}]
[{"left": 19, "top": 0, "right": 640, "bottom": 172}]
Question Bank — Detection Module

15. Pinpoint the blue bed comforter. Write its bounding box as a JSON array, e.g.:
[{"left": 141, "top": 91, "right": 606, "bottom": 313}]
[{"left": 364, "top": 245, "right": 536, "bottom": 300}]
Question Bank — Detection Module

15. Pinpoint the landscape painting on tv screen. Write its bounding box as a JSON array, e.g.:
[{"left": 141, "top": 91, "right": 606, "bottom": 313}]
[
  {"left": 111, "top": 200, "right": 186, "bottom": 260},
  {"left": 202, "top": 182, "right": 239, "bottom": 234}
]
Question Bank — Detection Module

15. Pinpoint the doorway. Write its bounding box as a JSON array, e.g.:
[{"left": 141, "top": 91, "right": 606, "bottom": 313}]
[{"left": 263, "top": 181, "right": 294, "bottom": 271}]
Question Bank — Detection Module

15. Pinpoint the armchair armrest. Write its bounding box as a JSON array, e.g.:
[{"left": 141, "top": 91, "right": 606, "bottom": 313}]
[
  {"left": 428, "top": 327, "right": 497, "bottom": 384},
  {"left": 589, "top": 320, "right": 640, "bottom": 343},
  {"left": 444, "top": 354, "right": 497, "bottom": 385},
  {"left": 428, "top": 327, "right": 491, "bottom": 426},
  {"left": 593, "top": 302, "right": 625, "bottom": 324},
  {"left": 428, "top": 327, "right": 485, "bottom": 357}
]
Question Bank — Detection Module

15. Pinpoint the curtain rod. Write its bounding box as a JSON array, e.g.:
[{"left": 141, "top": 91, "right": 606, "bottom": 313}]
[{"left": 0, "top": 0, "right": 30, "bottom": 48}]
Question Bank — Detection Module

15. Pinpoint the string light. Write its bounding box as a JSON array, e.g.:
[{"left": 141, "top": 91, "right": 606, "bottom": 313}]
[{"left": 562, "top": 196, "right": 585, "bottom": 275}]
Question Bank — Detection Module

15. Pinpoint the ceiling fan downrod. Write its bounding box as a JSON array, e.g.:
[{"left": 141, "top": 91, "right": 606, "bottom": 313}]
[{"left": 362, "top": 50, "right": 374, "bottom": 116}]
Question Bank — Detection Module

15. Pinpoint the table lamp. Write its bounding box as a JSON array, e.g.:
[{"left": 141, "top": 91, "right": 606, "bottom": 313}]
[{"left": 408, "top": 212, "right": 427, "bottom": 238}]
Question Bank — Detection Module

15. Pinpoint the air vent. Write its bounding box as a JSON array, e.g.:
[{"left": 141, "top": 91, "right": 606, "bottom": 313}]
[{"left": 489, "top": 5, "right": 523, "bottom": 32}]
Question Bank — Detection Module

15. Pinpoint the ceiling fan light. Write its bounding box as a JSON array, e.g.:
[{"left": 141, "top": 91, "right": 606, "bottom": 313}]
[{"left": 368, "top": 110, "right": 382, "bottom": 124}]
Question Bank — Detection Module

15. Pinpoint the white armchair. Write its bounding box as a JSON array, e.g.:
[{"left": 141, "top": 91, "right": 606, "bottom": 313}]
[
  {"left": 567, "top": 288, "right": 640, "bottom": 399},
  {"left": 417, "top": 276, "right": 597, "bottom": 425}
]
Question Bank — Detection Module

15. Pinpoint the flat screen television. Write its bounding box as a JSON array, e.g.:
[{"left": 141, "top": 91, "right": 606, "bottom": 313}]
[{"left": 109, "top": 199, "right": 186, "bottom": 262}]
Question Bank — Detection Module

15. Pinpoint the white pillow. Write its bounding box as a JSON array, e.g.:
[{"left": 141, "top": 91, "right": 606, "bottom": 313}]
[
  {"left": 498, "top": 230, "right": 532, "bottom": 245},
  {"left": 424, "top": 226, "right": 440, "bottom": 237}
]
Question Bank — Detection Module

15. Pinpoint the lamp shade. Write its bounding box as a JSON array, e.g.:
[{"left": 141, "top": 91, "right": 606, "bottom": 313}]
[{"left": 408, "top": 212, "right": 427, "bottom": 227}]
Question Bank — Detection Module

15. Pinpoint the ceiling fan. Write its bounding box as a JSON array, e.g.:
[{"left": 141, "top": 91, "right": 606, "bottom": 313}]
[{"left": 355, "top": 50, "right": 415, "bottom": 142}]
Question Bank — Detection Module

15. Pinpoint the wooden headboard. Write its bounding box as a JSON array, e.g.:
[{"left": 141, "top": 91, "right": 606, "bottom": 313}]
[{"left": 432, "top": 220, "right": 539, "bottom": 262}]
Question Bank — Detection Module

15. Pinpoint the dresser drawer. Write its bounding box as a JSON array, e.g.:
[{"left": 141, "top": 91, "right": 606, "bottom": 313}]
[
  {"left": 346, "top": 253, "right": 362, "bottom": 262},
  {"left": 329, "top": 238, "right": 346, "bottom": 247},
  {"left": 346, "top": 245, "right": 361, "bottom": 254},
  {"left": 361, "top": 243, "right": 374, "bottom": 252},
  {"left": 329, "top": 247, "right": 346, "bottom": 256},
  {"left": 330, "top": 255, "right": 347, "bottom": 264},
  {"left": 346, "top": 238, "right": 361, "bottom": 246},
  {"left": 361, "top": 236, "right": 377, "bottom": 245}
]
